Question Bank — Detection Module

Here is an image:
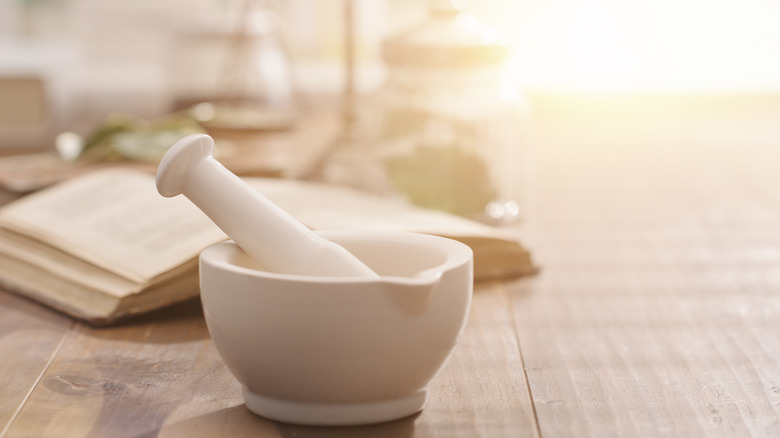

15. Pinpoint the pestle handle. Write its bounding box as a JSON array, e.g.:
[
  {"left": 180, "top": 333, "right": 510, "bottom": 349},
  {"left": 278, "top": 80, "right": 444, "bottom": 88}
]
[{"left": 156, "top": 134, "right": 379, "bottom": 278}]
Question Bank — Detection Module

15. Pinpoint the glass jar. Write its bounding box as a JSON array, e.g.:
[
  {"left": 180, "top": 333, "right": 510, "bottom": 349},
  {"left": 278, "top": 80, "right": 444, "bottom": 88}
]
[{"left": 367, "top": 3, "right": 531, "bottom": 224}]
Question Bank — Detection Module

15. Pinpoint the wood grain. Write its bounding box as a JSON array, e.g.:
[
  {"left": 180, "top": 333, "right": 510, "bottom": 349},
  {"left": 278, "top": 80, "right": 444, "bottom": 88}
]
[
  {"left": 511, "top": 95, "right": 780, "bottom": 437},
  {"left": 0, "top": 292, "right": 72, "bottom": 435},
  {"left": 3, "top": 300, "right": 243, "bottom": 438},
  {"left": 413, "top": 284, "right": 538, "bottom": 437}
]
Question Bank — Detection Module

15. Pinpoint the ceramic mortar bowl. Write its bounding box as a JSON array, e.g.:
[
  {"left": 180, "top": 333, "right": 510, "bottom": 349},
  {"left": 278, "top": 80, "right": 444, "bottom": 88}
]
[{"left": 199, "top": 230, "right": 473, "bottom": 426}]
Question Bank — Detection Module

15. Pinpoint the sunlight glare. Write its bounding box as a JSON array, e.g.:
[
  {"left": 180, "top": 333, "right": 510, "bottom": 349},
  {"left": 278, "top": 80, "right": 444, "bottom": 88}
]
[{"left": 483, "top": 0, "right": 780, "bottom": 92}]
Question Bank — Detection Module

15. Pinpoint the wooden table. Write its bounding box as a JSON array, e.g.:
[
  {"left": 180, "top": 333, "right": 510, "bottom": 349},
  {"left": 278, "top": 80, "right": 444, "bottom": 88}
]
[{"left": 2, "top": 94, "right": 780, "bottom": 437}]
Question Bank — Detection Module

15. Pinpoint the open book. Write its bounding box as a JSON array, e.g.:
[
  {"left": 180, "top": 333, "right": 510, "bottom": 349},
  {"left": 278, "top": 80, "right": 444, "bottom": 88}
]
[{"left": 0, "top": 168, "right": 536, "bottom": 325}]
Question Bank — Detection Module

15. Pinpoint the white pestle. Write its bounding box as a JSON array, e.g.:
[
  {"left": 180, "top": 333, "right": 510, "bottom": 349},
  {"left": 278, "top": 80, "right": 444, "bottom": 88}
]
[{"left": 156, "top": 134, "right": 379, "bottom": 278}]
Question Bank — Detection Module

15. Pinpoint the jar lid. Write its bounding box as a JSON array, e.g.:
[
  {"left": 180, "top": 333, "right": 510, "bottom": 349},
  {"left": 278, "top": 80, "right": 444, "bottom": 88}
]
[{"left": 382, "top": 5, "right": 508, "bottom": 68}]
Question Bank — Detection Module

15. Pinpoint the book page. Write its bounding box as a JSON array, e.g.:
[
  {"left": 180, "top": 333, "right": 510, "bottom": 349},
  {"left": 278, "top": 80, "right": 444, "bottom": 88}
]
[
  {"left": 0, "top": 227, "right": 198, "bottom": 298},
  {"left": 0, "top": 169, "right": 226, "bottom": 282},
  {"left": 245, "top": 178, "right": 536, "bottom": 280},
  {"left": 246, "top": 177, "right": 521, "bottom": 240}
]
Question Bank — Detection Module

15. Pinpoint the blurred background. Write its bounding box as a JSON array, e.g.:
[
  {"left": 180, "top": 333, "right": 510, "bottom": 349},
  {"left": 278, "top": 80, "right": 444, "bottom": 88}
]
[
  {"left": 2, "top": 0, "right": 780, "bottom": 222},
  {"left": 4, "top": 0, "right": 780, "bottom": 114}
]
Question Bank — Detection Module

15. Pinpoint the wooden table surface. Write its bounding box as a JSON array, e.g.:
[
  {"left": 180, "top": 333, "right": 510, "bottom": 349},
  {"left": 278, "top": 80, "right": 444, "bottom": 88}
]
[{"left": 2, "top": 94, "right": 780, "bottom": 437}]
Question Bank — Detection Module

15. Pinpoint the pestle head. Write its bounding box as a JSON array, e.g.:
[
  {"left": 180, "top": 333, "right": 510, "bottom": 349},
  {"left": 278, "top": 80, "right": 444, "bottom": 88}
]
[{"left": 156, "top": 134, "right": 215, "bottom": 197}]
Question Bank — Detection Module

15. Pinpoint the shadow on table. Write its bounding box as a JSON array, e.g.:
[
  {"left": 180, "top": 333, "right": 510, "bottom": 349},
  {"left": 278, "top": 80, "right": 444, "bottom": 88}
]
[
  {"left": 151, "top": 404, "right": 417, "bottom": 438},
  {"left": 79, "top": 298, "right": 212, "bottom": 344}
]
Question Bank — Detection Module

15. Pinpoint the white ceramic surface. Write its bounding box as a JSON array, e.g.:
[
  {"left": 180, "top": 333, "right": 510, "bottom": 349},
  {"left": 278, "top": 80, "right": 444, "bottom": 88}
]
[
  {"left": 157, "top": 134, "right": 378, "bottom": 278},
  {"left": 199, "top": 230, "right": 473, "bottom": 426}
]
